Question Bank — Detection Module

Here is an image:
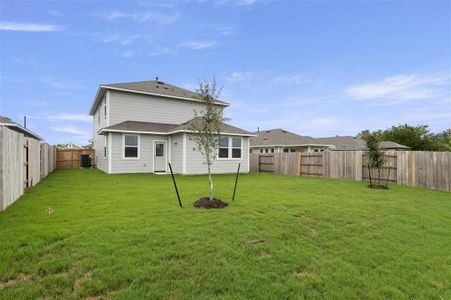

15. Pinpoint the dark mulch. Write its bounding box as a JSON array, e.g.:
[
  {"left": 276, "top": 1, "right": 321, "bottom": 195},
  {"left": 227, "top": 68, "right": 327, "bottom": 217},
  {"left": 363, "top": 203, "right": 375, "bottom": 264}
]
[
  {"left": 193, "top": 197, "right": 228, "bottom": 209},
  {"left": 367, "top": 185, "right": 389, "bottom": 190}
]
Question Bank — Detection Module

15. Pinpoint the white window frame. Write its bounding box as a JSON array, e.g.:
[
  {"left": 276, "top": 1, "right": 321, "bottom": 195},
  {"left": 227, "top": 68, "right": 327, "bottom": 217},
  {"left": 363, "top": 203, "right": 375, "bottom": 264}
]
[
  {"left": 122, "top": 133, "right": 140, "bottom": 160},
  {"left": 217, "top": 136, "right": 243, "bottom": 160},
  {"left": 104, "top": 135, "right": 107, "bottom": 159}
]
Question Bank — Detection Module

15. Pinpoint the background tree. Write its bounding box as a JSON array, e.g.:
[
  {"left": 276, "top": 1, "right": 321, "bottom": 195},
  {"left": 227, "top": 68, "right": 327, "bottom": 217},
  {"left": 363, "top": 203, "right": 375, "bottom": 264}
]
[
  {"left": 189, "top": 79, "right": 227, "bottom": 201},
  {"left": 357, "top": 124, "right": 451, "bottom": 151},
  {"left": 362, "top": 131, "right": 385, "bottom": 188}
]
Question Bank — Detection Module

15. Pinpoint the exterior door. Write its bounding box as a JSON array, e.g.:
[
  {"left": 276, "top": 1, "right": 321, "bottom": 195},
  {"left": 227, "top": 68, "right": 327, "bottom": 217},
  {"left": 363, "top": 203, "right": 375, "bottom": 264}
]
[{"left": 154, "top": 141, "right": 166, "bottom": 172}]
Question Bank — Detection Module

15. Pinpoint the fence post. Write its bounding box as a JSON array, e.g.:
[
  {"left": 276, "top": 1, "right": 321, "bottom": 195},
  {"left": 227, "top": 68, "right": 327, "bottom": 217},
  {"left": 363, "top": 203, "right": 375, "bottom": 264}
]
[
  {"left": 411, "top": 151, "right": 416, "bottom": 187},
  {"left": 296, "top": 152, "right": 301, "bottom": 176},
  {"left": 356, "top": 151, "right": 363, "bottom": 181}
]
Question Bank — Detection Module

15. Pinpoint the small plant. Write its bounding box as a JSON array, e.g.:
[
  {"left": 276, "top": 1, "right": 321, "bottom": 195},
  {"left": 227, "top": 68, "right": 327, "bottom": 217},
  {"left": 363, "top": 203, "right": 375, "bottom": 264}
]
[{"left": 362, "top": 132, "right": 387, "bottom": 189}]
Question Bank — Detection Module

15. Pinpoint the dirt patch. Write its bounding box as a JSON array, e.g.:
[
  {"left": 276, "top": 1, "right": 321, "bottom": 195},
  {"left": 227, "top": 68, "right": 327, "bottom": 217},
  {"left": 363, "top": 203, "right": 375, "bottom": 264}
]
[
  {"left": 0, "top": 274, "right": 31, "bottom": 289},
  {"left": 74, "top": 272, "right": 92, "bottom": 291},
  {"left": 260, "top": 251, "right": 271, "bottom": 258},
  {"left": 367, "top": 185, "right": 389, "bottom": 190},
  {"left": 193, "top": 197, "right": 228, "bottom": 209},
  {"left": 248, "top": 239, "right": 264, "bottom": 244},
  {"left": 309, "top": 228, "right": 318, "bottom": 237}
]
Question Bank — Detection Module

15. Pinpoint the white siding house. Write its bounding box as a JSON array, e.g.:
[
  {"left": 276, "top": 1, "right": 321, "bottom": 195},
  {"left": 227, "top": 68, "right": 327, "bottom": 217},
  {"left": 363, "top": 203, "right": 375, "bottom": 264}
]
[{"left": 89, "top": 80, "right": 254, "bottom": 175}]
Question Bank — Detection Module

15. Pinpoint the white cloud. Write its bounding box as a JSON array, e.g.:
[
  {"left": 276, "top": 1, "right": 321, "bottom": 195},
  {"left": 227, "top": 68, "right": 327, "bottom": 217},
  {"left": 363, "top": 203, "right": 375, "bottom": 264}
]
[
  {"left": 0, "top": 21, "right": 64, "bottom": 32},
  {"left": 52, "top": 125, "right": 89, "bottom": 136},
  {"left": 48, "top": 114, "right": 91, "bottom": 122},
  {"left": 0, "top": 76, "right": 23, "bottom": 83},
  {"left": 148, "top": 47, "right": 173, "bottom": 56},
  {"left": 225, "top": 72, "right": 254, "bottom": 81},
  {"left": 41, "top": 78, "right": 85, "bottom": 90},
  {"left": 345, "top": 72, "right": 451, "bottom": 105},
  {"left": 215, "top": 0, "right": 258, "bottom": 5},
  {"left": 101, "top": 34, "right": 139, "bottom": 45},
  {"left": 13, "top": 57, "right": 36, "bottom": 64},
  {"left": 178, "top": 40, "right": 218, "bottom": 50},
  {"left": 48, "top": 9, "right": 62, "bottom": 16},
  {"left": 217, "top": 26, "right": 233, "bottom": 35},
  {"left": 274, "top": 74, "right": 313, "bottom": 85},
  {"left": 96, "top": 10, "right": 180, "bottom": 24},
  {"left": 121, "top": 50, "right": 136, "bottom": 58}
]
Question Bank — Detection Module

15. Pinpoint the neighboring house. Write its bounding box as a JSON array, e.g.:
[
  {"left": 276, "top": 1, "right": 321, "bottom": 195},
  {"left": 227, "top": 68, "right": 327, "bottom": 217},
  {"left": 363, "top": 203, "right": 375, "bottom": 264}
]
[
  {"left": 315, "top": 136, "right": 410, "bottom": 151},
  {"left": 57, "top": 142, "right": 82, "bottom": 149},
  {"left": 249, "top": 129, "right": 333, "bottom": 153},
  {"left": 0, "top": 116, "right": 43, "bottom": 141},
  {"left": 250, "top": 129, "right": 410, "bottom": 153},
  {"left": 89, "top": 80, "right": 254, "bottom": 174}
]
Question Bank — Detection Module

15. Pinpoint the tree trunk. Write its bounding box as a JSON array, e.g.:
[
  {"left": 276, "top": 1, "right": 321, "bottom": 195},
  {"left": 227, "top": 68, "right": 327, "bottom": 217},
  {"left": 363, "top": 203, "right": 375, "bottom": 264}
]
[
  {"left": 207, "top": 159, "right": 213, "bottom": 201},
  {"left": 367, "top": 163, "right": 373, "bottom": 188},
  {"left": 377, "top": 168, "right": 381, "bottom": 187}
]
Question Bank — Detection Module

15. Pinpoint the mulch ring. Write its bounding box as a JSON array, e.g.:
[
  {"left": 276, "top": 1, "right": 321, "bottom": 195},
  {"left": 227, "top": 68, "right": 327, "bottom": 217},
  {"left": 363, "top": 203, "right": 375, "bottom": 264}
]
[
  {"left": 193, "top": 197, "right": 228, "bottom": 209},
  {"left": 367, "top": 184, "right": 389, "bottom": 190}
]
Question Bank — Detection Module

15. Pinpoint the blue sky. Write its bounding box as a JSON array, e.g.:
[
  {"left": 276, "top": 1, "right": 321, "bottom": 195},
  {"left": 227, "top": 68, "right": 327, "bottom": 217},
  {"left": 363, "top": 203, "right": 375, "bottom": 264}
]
[{"left": 1, "top": 0, "right": 450, "bottom": 145}]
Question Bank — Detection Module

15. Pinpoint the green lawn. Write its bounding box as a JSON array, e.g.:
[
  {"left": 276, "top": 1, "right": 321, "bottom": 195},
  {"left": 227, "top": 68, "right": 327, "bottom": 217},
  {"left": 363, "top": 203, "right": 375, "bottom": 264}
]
[{"left": 0, "top": 169, "right": 450, "bottom": 299}]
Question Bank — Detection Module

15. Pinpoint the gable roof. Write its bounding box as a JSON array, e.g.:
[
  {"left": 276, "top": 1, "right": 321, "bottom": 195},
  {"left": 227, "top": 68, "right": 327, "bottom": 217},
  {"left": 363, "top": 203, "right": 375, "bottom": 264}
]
[
  {"left": 316, "top": 136, "right": 410, "bottom": 150},
  {"left": 99, "top": 117, "right": 255, "bottom": 137},
  {"left": 315, "top": 136, "right": 364, "bottom": 150},
  {"left": 379, "top": 141, "right": 411, "bottom": 149},
  {"left": 0, "top": 116, "right": 43, "bottom": 140},
  {"left": 89, "top": 80, "right": 229, "bottom": 115},
  {"left": 249, "top": 129, "right": 410, "bottom": 150},
  {"left": 249, "top": 129, "right": 327, "bottom": 147}
]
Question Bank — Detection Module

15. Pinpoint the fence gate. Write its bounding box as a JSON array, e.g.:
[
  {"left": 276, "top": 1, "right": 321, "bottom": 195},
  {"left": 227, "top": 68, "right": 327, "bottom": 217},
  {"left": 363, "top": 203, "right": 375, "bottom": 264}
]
[
  {"left": 258, "top": 155, "right": 274, "bottom": 172},
  {"left": 300, "top": 154, "right": 323, "bottom": 177}
]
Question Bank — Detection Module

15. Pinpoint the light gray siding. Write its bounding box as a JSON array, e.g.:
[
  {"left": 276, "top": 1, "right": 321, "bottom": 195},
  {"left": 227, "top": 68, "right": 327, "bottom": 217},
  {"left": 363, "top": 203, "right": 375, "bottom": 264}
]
[
  {"left": 93, "top": 94, "right": 108, "bottom": 172},
  {"left": 185, "top": 134, "right": 249, "bottom": 174},
  {"left": 110, "top": 132, "right": 169, "bottom": 174},
  {"left": 109, "top": 91, "right": 221, "bottom": 125},
  {"left": 170, "top": 133, "right": 183, "bottom": 173}
]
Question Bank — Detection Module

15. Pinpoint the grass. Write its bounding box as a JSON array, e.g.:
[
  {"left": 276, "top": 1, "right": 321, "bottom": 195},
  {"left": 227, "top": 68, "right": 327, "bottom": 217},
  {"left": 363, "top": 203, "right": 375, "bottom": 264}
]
[{"left": 0, "top": 169, "right": 450, "bottom": 299}]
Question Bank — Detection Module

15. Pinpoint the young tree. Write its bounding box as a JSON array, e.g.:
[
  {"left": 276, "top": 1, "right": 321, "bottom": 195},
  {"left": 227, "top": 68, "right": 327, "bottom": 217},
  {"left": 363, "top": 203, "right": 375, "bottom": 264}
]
[
  {"left": 362, "top": 132, "right": 385, "bottom": 188},
  {"left": 189, "top": 79, "right": 227, "bottom": 201}
]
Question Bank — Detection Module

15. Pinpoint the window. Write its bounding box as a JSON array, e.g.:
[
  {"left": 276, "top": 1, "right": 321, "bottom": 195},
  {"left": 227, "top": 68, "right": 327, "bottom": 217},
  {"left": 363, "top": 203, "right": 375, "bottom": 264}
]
[
  {"left": 231, "top": 137, "right": 241, "bottom": 158},
  {"left": 283, "top": 148, "right": 289, "bottom": 153},
  {"left": 123, "top": 134, "right": 139, "bottom": 159},
  {"left": 265, "top": 148, "right": 268, "bottom": 153},
  {"left": 314, "top": 149, "right": 319, "bottom": 152},
  {"left": 104, "top": 104, "right": 107, "bottom": 118},
  {"left": 155, "top": 143, "right": 164, "bottom": 157},
  {"left": 290, "top": 148, "right": 296, "bottom": 153},
  {"left": 260, "top": 149, "right": 263, "bottom": 154},
  {"left": 218, "top": 136, "right": 242, "bottom": 159},
  {"left": 271, "top": 148, "right": 274, "bottom": 153},
  {"left": 104, "top": 135, "right": 107, "bottom": 158},
  {"left": 218, "top": 136, "right": 229, "bottom": 158}
]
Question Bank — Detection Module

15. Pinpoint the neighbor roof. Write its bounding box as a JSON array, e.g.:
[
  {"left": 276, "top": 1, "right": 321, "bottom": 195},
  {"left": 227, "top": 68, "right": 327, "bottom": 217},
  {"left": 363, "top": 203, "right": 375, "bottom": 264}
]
[
  {"left": 315, "top": 136, "right": 364, "bottom": 151},
  {"left": 379, "top": 141, "right": 410, "bottom": 149},
  {"left": 316, "top": 136, "right": 410, "bottom": 150},
  {"left": 0, "top": 116, "right": 43, "bottom": 140},
  {"left": 89, "top": 80, "right": 229, "bottom": 115},
  {"left": 99, "top": 117, "right": 255, "bottom": 137},
  {"left": 249, "top": 129, "right": 327, "bottom": 147}
]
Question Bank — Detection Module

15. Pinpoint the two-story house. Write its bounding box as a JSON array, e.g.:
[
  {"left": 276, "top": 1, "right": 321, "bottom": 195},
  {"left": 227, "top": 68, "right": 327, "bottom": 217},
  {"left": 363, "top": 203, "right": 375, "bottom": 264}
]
[{"left": 89, "top": 80, "right": 254, "bottom": 174}]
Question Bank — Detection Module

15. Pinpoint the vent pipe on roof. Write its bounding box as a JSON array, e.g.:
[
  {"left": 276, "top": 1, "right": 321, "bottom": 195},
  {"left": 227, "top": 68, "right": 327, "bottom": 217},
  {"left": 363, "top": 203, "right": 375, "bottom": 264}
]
[
  {"left": 23, "top": 115, "right": 27, "bottom": 128},
  {"left": 156, "top": 76, "right": 159, "bottom": 81},
  {"left": 257, "top": 127, "right": 259, "bottom": 133}
]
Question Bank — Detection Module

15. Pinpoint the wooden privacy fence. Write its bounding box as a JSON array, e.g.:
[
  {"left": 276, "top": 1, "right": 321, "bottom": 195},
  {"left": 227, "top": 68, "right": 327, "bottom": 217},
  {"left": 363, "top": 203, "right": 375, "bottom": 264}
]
[
  {"left": 56, "top": 149, "right": 95, "bottom": 169},
  {"left": 0, "top": 126, "right": 56, "bottom": 211},
  {"left": 250, "top": 151, "right": 451, "bottom": 192}
]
